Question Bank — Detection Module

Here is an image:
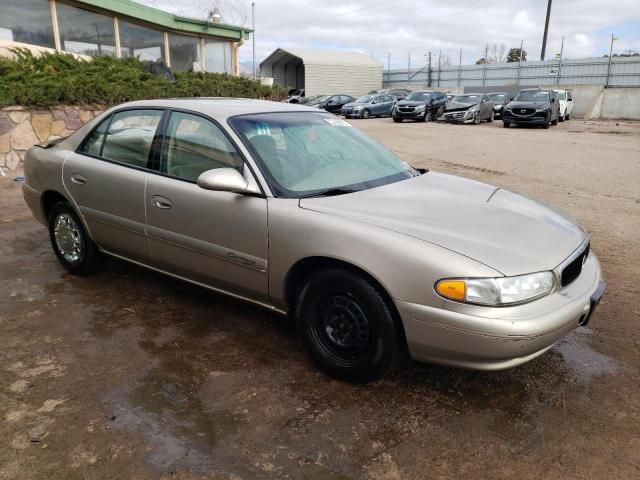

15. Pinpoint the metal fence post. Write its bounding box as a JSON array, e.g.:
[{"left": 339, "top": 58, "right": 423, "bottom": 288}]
[
  {"left": 516, "top": 40, "right": 523, "bottom": 86},
  {"left": 427, "top": 51, "right": 432, "bottom": 88},
  {"left": 457, "top": 47, "right": 462, "bottom": 88},
  {"left": 606, "top": 34, "right": 616, "bottom": 88},
  {"left": 557, "top": 36, "right": 564, "bottom": 85},
  {"left": 437, "top": 50, "right": 441, "bottom": 87},
  {"left": 482, "top": 44, "right": 488, "bottom": 86}
]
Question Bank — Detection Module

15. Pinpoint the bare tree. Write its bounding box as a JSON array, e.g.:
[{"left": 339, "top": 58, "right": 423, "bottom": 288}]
[{"left": 487, "top": 43, "right": 507, "bottom": 64}]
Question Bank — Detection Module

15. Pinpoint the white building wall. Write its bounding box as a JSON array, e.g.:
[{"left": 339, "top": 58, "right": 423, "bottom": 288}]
[{"left": 305, "top": 63, "right": 382, "bottom": 97}]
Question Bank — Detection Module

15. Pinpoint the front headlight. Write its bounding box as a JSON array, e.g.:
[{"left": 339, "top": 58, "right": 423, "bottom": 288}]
[
  {"left": 415, "top": 104, "right": 426, "bottom": 112},
  {"left": 354, "top": 105, "right": 363, "bottom": 111},
  {"left": 435, "top": 271, "right": 555, "bottom": 306},
  {"left": 536, "top": 107, "right": 548, "bottom": 113}
]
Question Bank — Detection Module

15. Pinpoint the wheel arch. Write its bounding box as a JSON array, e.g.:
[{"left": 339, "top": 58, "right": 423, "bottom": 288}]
[
  {"left": 283, "top": 256, "right": 405, "bottom": 337},
  {"left": 41, "top": 190, "right": 70, "bottom": 221}
]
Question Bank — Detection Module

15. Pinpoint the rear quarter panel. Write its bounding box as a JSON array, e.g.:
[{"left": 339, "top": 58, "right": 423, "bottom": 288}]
[{"left": 23, "top": 146, "right": 70, "bottom": 224}]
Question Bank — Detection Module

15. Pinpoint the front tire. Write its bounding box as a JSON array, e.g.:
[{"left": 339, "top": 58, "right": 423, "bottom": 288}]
[
  {"left": 503, "top": 121, "right": 510, "bottom": 128},
  {"left": 487, "top": 110, "right": 494, "bottom": 122},
  {"left": 392, "top": 116, "right": 402, "bottom": 123},
  {"left": 48, "top": 202, "right": 100, "bottom": 275},
  {"left": 552, "top": 113, "right": 559, "bottom": 125},
  {"left": 295, "top": 268, "right": 406, "bottom": 383},
  {"left": 362, "top": 109, "right": 370, "bottom": 119},
  {"left": 473, "top": 112, "right": 481, "bottom": 125}
]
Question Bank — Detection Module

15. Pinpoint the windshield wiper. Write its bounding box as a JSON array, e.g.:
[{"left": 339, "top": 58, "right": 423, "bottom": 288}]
[{"left": 298, "top": 187, "right": 359, "bottom": 198}]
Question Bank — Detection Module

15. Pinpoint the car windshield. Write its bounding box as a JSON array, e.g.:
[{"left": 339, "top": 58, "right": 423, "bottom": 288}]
[
  {"left": 355, "top": 95, "right": 373, "bottom": 103},
  {"left": 406, "top": 92, "right": 431, "bottom": 101},
  {"left": 556, "top": 91, "right": 566, "bottom": 100},
  {"left": 300, "top": 95, "right": 321, "bottom": 104},
  {"left": 515, "top": 90, "right": 550, "bottom": 101},
  {"left": 229, "top": 112, "right": 417, "bottom": 198},
  {"left": 489, "top": 94, "right": 506, "bottom": 102},
  {"left": 452, "top": 95, "right": 480, "bottom": 104}
]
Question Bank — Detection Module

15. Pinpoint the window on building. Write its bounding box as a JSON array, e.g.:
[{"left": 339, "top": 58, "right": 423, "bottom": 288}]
[
  {"left": 56, "top": 2, "right": 116, "bottom": 56},
  {"left": 203, "top": 39, "right": 231, "bottom": 74},
  {"left": 0, "top": 0, "right": 55, "bottom": 49},
  {"left": 119, "top": 20, "right": 165, "bottom": 62},
  {"left": 168, "top": 33, "right": 201, "bottom": 72}
]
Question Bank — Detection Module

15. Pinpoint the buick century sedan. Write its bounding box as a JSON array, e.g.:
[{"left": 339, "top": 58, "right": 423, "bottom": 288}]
[{"left": 23, "top": 99, "right": 606, "bottom": 383}]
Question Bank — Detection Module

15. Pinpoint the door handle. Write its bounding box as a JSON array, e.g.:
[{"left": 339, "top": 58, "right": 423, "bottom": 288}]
[
  {"left": 151, "top": 196, "right": 172, "bottom": 209},
  {"left": 70, "top": 174, "right": 87, "bottom": 185}
]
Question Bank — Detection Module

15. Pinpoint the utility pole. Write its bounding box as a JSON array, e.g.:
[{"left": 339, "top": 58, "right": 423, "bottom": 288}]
[
  {"left": 251, "top": 2, "right": 256, "bottom": 80},
  {"left": 556, "top": 36, "right": 564, "bottom": 85},
  {"left": 516, "top": 40, "right": 524, "bottom": 85},
  {"left": 427, "top": 51, "right": 432, "bottom": 88},
  {"left": 457, "top": 47, "right": 462, "bottom": 87},
  {"left": 540, "top": 0, "right": 552, "bottom": 60},
  {"left": 437, "top": 49, "right": 441, "bottom": 87},
  {"left": 606, "top": 34, "right": 617, "bottom": 87},
  {"left": 408, "top": 51, "right": 411, "bottom": 85}
]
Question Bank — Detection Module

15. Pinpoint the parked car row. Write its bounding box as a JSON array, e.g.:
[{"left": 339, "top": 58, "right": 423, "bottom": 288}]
[{"left": 286, "top": 87, "right": 574, "bottom": 129}]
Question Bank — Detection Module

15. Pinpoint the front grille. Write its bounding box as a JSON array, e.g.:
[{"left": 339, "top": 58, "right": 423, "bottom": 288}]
[
  {"left": 398, "top": 106, "right": 416, "bottom": 113},
  {"left": 512, "top": 108, "right": 536, "bottom": 116},
  {"left": 561, "top": 243, "right": 590, "bottom": 287},
  {"left": 444, "top": 111, "right": 466, "bottom": 121}
]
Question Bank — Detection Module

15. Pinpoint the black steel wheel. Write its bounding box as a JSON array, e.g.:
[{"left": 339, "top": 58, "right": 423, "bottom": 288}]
[
  {"left": 295, "top": 268, "right": 406, "bottom": 383},
  {"left": 362, "top": 109, "right": 370, "bottom": 119}
]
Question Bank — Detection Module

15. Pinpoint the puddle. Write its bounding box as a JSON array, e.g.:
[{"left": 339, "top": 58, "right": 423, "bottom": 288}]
[{"left": 553, "top": 327, "right": 621, "bottom": 381}]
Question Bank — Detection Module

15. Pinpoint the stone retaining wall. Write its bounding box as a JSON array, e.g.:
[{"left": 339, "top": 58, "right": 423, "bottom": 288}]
[{"left": 0, "top": 106, "right": 104, "bottom": 173}]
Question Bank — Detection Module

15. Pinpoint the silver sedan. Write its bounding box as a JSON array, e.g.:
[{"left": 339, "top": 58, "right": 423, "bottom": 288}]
[{"left": 22, "top": 99, "right": 606, "bottom": 383}]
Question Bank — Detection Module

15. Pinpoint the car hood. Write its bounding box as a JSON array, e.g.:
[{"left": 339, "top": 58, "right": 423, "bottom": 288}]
[
  {"left": 508, "top": 100, "right": 549, "bottom": 109},
  {"left": 299, "top": 172, "right": 586, "bottom": 276},
  {"left": 445, "top": 101, "right": 477, "bottom": 111},
  {"left": 397, "top": 100, "right": 428, "bottom": 107}
]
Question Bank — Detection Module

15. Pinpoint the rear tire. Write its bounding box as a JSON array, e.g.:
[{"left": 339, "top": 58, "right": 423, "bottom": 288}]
[
  {"left": 48, "top": 202, "right": 100, "bottom": 275},
  {"left": 295, "top": 268, "right": 406, "bottom": 383}
]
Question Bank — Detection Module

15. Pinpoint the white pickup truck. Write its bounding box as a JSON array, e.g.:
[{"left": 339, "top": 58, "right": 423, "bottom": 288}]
[{"left": 554, "top": 89, "right": 574, "bottom": 121}]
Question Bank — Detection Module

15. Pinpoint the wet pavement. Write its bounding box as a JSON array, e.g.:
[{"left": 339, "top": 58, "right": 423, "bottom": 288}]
[{"left": 2, "top": 120, "right": 640, "bottom": 479}]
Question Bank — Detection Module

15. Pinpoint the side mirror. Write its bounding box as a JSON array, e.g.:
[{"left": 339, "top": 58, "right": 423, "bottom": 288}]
[{"left": 197, "top": 168, "right": 251, "bottom": 194}]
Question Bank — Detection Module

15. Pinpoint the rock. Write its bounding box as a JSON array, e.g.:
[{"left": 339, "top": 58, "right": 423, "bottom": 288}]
[
  {"left": 65, "top": 108, "right": 79, "bottom": 118},
  {"left": 32, "top": 113, "right": 53, "bottom": 142},
  {"left": 5, "top": 150, "right": 21, "bottom": 170},
  {"left": 65, "top": 117, "right": 83, "bottom": 130},
  {"left": 0, "top": 134, "right": 10, "bottom": 153},
  {"left": 78, "top": 110, "right": 92, "bottom": 123},
  {"left": 8, "top": 111, "right": 30, "bottom": 124},
  {"left": 28, "top": 424, "right": 49, "bottom": 442},
  {"left": 51, "top": 120, "right": 66, "bottom": 136},
  {"left": 10, "top": 121, "right": 38, "bottom": 150},
  {"left": 0, "top": 118, "right": 13, "bottom": 136},
  {"left": 52, "top": 110, "right": 66, "bottom": 120}
]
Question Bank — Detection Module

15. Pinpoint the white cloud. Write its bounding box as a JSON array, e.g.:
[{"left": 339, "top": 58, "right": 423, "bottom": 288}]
[{"left": 135, "top": 0, "right": 640, "bottom": 66}]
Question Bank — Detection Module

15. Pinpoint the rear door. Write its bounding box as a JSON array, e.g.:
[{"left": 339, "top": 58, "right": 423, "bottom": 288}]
[
  {"left": 145, "top": 110, "right": 269, "bottom": 302},
  {"left": 64, "top": 108, "right": 164, "bottom": 262}
]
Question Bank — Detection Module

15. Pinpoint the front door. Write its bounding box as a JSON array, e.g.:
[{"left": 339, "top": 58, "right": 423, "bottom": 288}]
[
  {"left": 64, "top": 108, "right": 164, "bottom": 262},
  {"left": 145, "top": 110, "right": 269, "bottom": 302}
]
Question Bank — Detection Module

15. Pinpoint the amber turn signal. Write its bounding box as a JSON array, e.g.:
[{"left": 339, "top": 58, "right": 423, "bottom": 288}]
[{"left": 435, "top": 280, "right": 466, "bottom": 301}]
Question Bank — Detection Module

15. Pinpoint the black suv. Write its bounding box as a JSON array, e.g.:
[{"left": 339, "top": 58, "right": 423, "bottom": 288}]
[
  {"left": 392, "top": 90, "right": 447, "bottom": 122},
  {"left": 503, "top": 89, "right": 560, "bottom": 129}
]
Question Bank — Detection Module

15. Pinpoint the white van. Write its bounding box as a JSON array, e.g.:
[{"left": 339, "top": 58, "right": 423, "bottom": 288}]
[{"left": 554, "top": 89, "right": 574, "bottom": 121}]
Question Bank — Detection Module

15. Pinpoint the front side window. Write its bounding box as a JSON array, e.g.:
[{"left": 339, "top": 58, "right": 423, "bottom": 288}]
[
  {"left": 452, "top": 95, "right": 480, "bottom": 104},
  {"left": 406, "top": 92, "right": 431, "bottom": 102},
  {"left": 56, "top": 2, "right": 116, "bottom": 56},
  {"left": 0, "top": 0, "right": 54, "bottom": 48},
  {"left": 161, "top": 112, "right": 242, "bottom": 182},
  {"left": 101, "top": 110, "right": 163, "bottom": 168},
  {"left": 229, "top": 112, "right": 417, "bottom": 198},
  {"left": 489, "top": 94, "right": 506, "bottom": 103}
]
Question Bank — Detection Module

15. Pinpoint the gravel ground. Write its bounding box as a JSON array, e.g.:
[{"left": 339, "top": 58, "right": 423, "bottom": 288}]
[{"left": 1, "top": 118, "right": 639, "bottom": 479}]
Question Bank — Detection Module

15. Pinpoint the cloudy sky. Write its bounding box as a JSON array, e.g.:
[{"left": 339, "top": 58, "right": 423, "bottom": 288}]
[{"left": 137, "top": 0, "right": 640, "bottom": 68}]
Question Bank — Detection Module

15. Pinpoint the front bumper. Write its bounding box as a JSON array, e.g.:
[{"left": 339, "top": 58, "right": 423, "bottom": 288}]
[
  {"left": 503, "top": 110, "right": 548, "bottom": 124},
  {"left": 442, "top": 110, "right": 475, "bottom": 123},
  {"left": 342, "top": 109, "right": 363, "bottom": 118},
  {"left": 395, "top": 253, "right": 605, "bottom": 370},
  {"left": 392, "top": 109, "right": 426, "bottom": 120}
]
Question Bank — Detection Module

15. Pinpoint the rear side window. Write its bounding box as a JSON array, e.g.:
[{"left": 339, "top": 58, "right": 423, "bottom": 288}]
[
  {"left": 161, "top": 111, "right": 243, "bottom": 182},
  {"left": 101, "top": 110, "right": 163, "bottom": 168}
]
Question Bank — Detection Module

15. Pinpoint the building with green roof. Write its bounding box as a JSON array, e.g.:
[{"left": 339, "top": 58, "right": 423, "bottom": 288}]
[{"left": 0, "top": 0, "right": 252, "bottom": 75}]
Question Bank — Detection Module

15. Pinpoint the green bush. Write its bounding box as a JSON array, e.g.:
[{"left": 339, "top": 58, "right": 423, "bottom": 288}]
[{"left": 0, "top": 49, "right": 286, "bottom": 108}]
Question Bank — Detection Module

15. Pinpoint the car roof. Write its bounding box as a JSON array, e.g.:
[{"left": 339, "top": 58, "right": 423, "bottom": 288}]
[
  {"left": 104, "top": 98, "right": 318, "bottom": 121},
  {"left": 488, "top": 92, "right": 509, "bottom": 95}
]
